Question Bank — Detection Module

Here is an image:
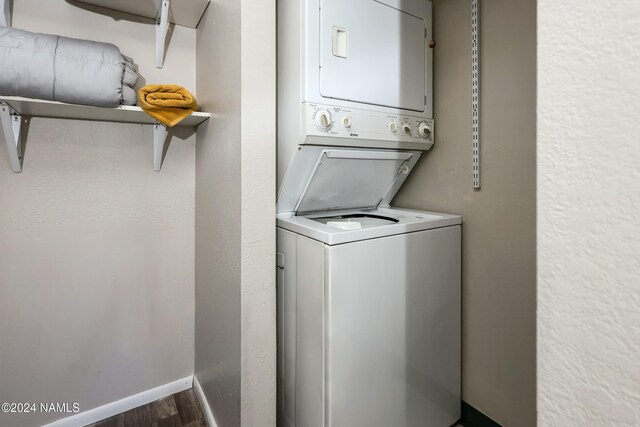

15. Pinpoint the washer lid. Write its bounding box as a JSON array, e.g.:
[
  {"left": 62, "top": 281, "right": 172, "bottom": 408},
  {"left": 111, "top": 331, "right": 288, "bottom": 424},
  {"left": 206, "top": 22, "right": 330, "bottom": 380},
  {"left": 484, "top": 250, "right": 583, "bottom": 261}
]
[{"left": 277, "top": 146, "right": 421, "bottom": 215}]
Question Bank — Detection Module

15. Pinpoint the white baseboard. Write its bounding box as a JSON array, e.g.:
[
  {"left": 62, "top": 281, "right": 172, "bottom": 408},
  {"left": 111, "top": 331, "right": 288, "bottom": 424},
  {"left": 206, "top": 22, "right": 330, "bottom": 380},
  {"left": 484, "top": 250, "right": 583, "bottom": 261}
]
[
  {"left": 193, "top": 375, "right": 218, "bottom": 427},
  {"left": 42, "top": 376, "right": 193, "bottom": 427}
]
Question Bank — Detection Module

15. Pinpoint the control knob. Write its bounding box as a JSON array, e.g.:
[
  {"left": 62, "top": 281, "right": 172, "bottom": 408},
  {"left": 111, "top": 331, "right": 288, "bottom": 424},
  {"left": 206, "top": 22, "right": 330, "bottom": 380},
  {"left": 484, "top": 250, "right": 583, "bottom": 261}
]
[
  {"left": 315, "top": 110, "right": 333, "bottom": 131},
  {"left": 418, "top": 121, "right": 432, "bottom": 139},
  {"left": 402, "top": 121, "right": 412, "bottom": 134}
]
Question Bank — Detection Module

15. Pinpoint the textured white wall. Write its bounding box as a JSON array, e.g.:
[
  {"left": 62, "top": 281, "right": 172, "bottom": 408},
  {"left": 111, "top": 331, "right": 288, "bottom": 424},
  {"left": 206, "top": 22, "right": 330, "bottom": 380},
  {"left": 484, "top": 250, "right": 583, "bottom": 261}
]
[
  {"left": 0, "top": 1, "right": 196, "bottom": 426},
  {"left": 538, "top": 0, "right": 640, "bottom": 425},
  {"left": 0, "top": 122, "right": 196, "bottom": 427},
  {"left": 240, "top": 0, "right": 276, "bottom": 425}
]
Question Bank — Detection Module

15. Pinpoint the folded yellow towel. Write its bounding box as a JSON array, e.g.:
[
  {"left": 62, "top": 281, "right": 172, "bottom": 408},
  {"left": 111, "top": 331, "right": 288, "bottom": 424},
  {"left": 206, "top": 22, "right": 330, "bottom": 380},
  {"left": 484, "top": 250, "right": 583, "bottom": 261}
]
[{"left": 138, "top": 84, "right": 198, "bottom": 127}]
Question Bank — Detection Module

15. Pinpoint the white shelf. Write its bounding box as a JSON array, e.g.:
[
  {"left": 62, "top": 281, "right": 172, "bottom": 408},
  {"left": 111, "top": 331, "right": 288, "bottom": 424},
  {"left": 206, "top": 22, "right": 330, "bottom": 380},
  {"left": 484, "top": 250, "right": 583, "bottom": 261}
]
[
  {"left": 0, "top": 96, "right": 211, "bottom": 173},
  {"left": 75, "top": 0, "right": 210, "bottom": 28},
  {"left": 0, "top": 96, "right": 210, "bottom": 127}
]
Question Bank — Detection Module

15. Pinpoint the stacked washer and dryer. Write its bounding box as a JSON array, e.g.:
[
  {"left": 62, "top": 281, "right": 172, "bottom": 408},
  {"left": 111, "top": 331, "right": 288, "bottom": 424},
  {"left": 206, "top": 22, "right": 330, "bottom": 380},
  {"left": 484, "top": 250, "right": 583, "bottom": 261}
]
[{"left": 276, "top": 0, "right": 461, "bottom": 426}]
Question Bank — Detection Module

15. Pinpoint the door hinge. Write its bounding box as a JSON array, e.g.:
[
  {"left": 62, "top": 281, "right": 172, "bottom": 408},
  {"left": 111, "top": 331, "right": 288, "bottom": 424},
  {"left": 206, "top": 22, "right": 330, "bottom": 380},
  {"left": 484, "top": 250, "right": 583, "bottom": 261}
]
[{"left": 276, "top": 252, "right": 285, "bottom": 269}]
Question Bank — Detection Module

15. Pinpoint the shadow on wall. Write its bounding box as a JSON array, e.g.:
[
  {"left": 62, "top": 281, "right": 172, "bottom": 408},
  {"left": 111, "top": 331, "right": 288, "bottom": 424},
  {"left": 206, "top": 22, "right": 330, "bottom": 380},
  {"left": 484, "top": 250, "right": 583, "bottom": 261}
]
[{"left": 65, "top": 0, "right": 175, "bottom": 62}]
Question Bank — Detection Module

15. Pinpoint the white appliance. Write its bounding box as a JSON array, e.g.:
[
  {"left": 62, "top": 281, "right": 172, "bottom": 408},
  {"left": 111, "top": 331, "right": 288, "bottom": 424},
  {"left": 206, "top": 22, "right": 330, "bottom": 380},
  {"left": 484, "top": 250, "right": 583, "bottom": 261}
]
[
  {"left": 277, "top": 1, "right": 461, "bottom": 426},
  {"left": 276, "top": 147, "right": 461, "bottom": 427},
  {"left": 278, "top": 0, "right": 435, "bottom": 188}
]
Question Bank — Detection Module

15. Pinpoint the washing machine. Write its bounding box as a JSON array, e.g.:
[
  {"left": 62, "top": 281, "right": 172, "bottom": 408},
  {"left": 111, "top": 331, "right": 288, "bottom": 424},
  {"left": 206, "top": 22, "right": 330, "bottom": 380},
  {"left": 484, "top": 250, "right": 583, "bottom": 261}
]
[
  {"left": 277, "top": 0, "right": 461, "bottom": 425},
  {"left": 276, "top": 146, "right": 461, "bottom": 427}
]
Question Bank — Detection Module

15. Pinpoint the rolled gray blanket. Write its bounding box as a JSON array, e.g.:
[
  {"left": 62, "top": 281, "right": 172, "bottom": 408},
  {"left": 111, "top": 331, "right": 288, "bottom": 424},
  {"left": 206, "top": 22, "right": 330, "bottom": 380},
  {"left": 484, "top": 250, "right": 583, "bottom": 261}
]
[{"left": 0, "top": 26, "right": 140, "bottom": 107}]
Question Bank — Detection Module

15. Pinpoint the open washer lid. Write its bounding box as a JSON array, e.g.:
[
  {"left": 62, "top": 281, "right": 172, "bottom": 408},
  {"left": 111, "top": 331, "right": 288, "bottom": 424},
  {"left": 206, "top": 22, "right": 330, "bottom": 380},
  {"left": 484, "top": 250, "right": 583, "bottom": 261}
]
[{"left": 277, "top": 146, "right": 421, "bottom": 215}]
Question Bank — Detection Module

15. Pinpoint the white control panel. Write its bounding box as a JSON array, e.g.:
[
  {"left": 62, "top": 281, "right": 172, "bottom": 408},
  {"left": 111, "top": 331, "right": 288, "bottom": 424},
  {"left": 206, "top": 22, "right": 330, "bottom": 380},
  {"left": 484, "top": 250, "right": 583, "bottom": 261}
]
[{"left": 302, "top": 103, "right": 435, "bottom": 149}]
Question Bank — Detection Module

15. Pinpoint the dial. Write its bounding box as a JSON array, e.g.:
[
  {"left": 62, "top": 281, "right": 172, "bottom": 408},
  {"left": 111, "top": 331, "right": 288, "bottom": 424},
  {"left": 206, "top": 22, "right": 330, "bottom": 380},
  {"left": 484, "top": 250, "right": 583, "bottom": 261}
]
[
  {"left": 342, "top": 116, "right": 352, "bottom": 128},
  {"left": 315, "top": 110, "right": 333, "bottom": 130},
  {"left": 389, "top": 122, "right": 398, "bottom": 132},
  {"left": 402, "top": 121, "right": 412, "bottom": 134},
  {"left": 418, "top": 121, "right": 432, "bottom": 139}
]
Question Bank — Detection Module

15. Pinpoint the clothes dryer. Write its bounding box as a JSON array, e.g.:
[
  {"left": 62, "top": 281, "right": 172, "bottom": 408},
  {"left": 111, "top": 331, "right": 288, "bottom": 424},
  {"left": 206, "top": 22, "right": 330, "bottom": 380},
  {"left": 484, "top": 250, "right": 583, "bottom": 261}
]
[{"left": 278, "top": 0, "right": 435, "bottom": 187}]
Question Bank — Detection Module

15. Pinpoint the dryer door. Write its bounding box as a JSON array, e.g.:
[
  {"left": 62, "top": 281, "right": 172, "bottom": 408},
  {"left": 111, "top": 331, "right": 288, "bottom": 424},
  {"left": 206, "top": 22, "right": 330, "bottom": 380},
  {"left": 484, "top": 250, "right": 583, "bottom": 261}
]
[{"left": 319, "top": 0, "right": 427, "bottom": 112}]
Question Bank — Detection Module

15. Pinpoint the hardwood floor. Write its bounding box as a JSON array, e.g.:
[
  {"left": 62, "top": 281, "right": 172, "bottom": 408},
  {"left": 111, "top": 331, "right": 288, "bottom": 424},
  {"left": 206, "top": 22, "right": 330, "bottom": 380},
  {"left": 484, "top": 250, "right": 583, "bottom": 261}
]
[
  {"left": 86, "top": 389, "right": 206, "bottom": 427},
  {"left": 85, "top": 388, "right": 461, "bottom": 427}
]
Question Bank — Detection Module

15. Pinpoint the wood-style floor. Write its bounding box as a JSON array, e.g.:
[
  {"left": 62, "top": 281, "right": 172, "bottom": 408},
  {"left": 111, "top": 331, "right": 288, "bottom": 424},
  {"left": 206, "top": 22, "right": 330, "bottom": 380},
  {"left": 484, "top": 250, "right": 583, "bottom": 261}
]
[{"left": 85, "top": 389, "right": 206, "bottom": 427}]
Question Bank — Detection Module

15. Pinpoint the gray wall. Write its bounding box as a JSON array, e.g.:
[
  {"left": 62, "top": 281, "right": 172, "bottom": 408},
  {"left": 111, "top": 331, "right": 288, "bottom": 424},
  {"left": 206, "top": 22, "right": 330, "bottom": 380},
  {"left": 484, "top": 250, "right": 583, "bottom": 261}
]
[
  {"left": 195, "top": 1, "right": 276, "bottom": 426},
  {"left": 394, "top": 0, "right": 536, "bottom": 424},
  {"left": 538, "top": 0, "right": 640, "bottom": 424},
  {"left": 0, "top": 2, "right": 197, "bottom": 426},
  {"left": 195, "top": 1, "right": 242, "bottom": 426}
]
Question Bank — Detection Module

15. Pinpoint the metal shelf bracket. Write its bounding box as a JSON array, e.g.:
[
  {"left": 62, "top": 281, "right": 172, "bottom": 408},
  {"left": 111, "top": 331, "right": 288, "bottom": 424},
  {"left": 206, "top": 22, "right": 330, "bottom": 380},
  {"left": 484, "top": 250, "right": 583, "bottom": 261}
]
[
  {"left": 0, "top": 101, "right": 22, "bottom": 173},
  {"left": 153, "top": 122, "right": 168, "bottom": 172},
  {"left": 0, "top": 0, "right": 11, "bottom": 27},
  {"left": 155, "top": 0, "right": 170, "bottom": 68}
]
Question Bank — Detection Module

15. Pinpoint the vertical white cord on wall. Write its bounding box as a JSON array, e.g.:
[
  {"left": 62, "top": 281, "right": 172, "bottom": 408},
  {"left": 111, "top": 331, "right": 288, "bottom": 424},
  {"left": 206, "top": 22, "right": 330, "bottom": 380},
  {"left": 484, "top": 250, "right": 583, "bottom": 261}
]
[{"left": 471, "top": 0, "right": 481, "bottom": 189}]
